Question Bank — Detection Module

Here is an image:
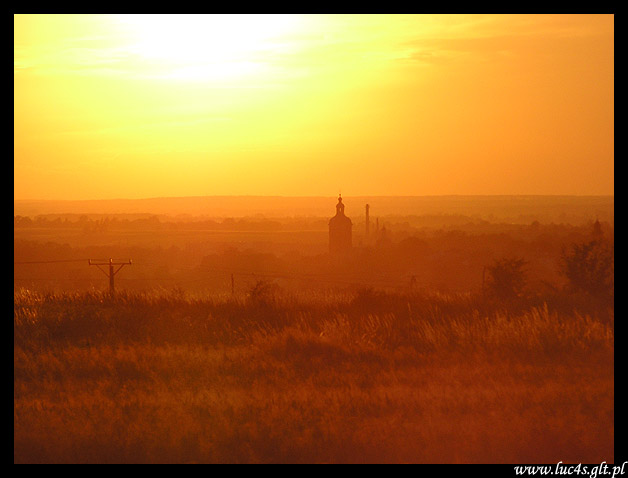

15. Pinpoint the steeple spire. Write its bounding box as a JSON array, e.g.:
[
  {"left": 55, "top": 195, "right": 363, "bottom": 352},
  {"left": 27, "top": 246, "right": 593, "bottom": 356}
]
[{"left": 336, "top": 194, "right": 345, "bottom": 215}]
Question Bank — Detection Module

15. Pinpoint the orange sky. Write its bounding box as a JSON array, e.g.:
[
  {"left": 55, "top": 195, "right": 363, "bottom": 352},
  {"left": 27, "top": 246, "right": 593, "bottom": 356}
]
[{"left": 14, "top": 14, "right": 614, "bottom": 200}]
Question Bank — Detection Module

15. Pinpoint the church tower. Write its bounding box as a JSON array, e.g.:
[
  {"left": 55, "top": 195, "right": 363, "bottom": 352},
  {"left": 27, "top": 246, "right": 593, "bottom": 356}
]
[{"left": 329, "top": 194, "right": 352, "bottom": 254}]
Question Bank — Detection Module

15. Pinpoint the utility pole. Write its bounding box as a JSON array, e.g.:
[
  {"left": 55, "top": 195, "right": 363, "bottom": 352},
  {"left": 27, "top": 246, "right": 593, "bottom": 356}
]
[
  {"left": 409, "top": 274, "right": 417, "bottom": 293},
  {"left": 89, "top": 258, "right": 132, "bottom": 295}
]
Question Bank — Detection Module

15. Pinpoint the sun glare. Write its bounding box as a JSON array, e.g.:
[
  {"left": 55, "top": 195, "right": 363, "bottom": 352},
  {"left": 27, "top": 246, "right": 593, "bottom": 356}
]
[{"left": 115, "top": 14, "right": 302, "bottom": 81}]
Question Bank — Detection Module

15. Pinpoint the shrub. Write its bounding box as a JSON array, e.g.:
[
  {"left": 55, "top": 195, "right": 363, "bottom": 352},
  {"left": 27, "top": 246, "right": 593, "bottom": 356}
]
[
  {"left": 484, "top": 257, "right": 527, "bottom": 300},
  {"left": 560, "top": 239, "right": 613, "bottom": 298}
]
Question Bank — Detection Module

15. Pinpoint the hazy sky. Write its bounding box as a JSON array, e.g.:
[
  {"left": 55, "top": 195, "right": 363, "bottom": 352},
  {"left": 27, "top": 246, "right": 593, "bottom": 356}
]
[{"left": 14, "top": 14, "right": 614, "bottom": 200}]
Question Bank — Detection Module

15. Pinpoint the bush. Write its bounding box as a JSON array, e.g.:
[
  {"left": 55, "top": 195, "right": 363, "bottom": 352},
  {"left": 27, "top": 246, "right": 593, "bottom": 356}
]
[
  {"left": 247, "top": 280, "right": 280, "bottom": 306},
  {"left": 484, "top": 257, "right": 527, "bottom": 300},
  {"left": 560, "top": 239, "right": 613, "bottom": 298}
]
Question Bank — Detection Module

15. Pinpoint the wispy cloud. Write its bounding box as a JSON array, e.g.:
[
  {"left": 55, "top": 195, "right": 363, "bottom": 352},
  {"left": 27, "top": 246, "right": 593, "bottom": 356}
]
[{"left": 395, "top": 14, "right": 613, "bottom": 66}]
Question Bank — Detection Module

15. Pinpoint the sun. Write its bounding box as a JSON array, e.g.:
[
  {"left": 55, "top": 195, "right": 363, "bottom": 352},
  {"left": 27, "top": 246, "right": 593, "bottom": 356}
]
[{"left": 115, "top": 14, "right": 302, "bottom": 81}]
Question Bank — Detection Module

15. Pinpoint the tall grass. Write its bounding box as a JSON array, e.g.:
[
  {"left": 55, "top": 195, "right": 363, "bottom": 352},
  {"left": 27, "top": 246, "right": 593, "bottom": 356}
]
[{"left": 14, "top": 287, "right": 613, "bottom": 463}]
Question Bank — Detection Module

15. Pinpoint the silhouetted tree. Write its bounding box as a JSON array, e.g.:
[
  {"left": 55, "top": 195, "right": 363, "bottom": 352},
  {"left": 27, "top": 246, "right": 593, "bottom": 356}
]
[
  {"left": 484, "top": 257, "right": 527, "bottom": 300},
  {"left": 560, "top": 239, "right": 613, "bottom": 298}
]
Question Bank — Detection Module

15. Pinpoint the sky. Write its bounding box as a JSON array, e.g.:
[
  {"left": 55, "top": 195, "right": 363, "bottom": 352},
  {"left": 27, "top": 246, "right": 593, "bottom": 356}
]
[{"left": 14, "top": 14, "right": 614, "bottom": 200}]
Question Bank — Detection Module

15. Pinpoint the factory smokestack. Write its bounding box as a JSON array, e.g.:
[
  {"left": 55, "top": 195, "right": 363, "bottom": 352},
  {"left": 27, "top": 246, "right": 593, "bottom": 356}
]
[{"left": 365, "top": 204, "right": 370, "bottom": 238}]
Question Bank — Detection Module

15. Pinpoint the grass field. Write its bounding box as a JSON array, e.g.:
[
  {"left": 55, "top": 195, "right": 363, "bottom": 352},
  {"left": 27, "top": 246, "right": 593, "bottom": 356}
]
[{"left": 14, "top": 287, "right": 614, "bottom": 463}]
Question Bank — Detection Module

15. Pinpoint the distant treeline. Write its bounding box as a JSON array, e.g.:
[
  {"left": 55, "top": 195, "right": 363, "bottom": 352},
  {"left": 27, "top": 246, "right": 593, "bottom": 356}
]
[
  {"left": 13, "top": 212, "right": 615, "bottom": 235},
  {"left": 14, "top": 215, "right": 613, "bottom": 299},
  {"left": 14, "top": 214, "right": 327, "bottom": 232}
]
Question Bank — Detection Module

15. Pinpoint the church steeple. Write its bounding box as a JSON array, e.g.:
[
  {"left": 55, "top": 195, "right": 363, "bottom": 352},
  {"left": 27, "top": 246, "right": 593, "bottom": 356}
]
[{"left": 329, "top": 194, "right": 352, "bottom": 254}]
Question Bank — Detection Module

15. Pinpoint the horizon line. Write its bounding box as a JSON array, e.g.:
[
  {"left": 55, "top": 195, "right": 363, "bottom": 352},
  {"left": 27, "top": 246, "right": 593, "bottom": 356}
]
[{"left": 14, "top": 193, "right": 615, "bottom": 202}]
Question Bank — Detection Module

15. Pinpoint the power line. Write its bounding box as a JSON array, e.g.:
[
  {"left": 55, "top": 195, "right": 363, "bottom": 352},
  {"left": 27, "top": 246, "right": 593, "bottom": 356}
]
[
  {"left": 14, "top": 259, "right": 90, "bottom": 264},
  {"left": 14, "top": 258, "right": 417, "bottom": 289}
]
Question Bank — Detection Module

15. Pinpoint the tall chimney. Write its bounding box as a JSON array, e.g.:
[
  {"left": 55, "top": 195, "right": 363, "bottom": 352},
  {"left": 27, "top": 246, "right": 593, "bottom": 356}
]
[{"left": 365, "top": 204, "right": 370, "bottom": 238}]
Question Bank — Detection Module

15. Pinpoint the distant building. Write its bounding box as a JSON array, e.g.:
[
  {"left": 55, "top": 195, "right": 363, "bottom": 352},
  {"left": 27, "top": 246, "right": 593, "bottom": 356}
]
[
  {"left": 329, "top": 194, "right": 352, "bottom": 254},
  {"left": 593, "top": 218, "right": 604, "bottom": 239}
]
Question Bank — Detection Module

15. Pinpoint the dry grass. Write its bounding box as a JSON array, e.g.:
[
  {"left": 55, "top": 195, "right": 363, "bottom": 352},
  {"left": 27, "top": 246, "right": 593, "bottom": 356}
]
[{"left": 14, "top": 288, "right": 613, "bottom": 463}]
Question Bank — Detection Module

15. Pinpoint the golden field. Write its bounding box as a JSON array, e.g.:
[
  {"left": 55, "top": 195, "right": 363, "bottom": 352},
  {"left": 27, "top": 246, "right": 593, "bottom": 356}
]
[{"left": 14, "top": 287, "right": 613, "bottom": 463}]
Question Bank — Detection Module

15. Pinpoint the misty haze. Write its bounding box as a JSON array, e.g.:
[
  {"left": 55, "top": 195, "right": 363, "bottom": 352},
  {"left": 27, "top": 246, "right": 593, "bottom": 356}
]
[{"left": 14, "top": 14, "right": 613, "bottom": 465}]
